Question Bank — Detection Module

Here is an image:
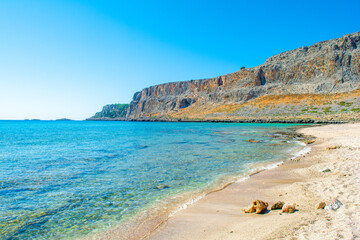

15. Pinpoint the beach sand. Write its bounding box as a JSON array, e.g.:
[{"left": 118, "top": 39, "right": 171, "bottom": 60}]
[{"left": 147, "top": 123, "right": 360, "bottom": 240}]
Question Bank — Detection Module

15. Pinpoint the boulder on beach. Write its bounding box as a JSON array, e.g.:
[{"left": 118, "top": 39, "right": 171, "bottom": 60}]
[
  {"left": 305, "top": 140, "right": 315, "bottom": 144},
  {"left": 243, "top": 200, "right": 268, "bottom": 214},
  {"left": 271, "top": 201, "right": 284, "bottom": 210},
  {"left": 282, "top": 203, "right": 296, "bottom": 213}
]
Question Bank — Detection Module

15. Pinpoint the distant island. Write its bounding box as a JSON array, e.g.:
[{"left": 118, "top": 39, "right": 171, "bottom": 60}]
[
  {"left": 55, "top": 118, "right": 73, "bottom": 121},
  {"left": 88, "top": 32, "right": 360, "bottom": 123}
]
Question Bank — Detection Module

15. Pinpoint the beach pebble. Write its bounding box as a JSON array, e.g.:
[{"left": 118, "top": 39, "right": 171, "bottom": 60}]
[
  {"left": 316, "top": 202, "right": 326, "bottom": 209},
  {"left": 282, "top": 203, "right": 296, "bottom": 213},
  {"left": 326, "top": 146, "right": 340, "bottom": 150},
  {"left": 305, "top": 140, "right": 315, "bottom": 144},
  {"left": 325, "top": 199, "right": 343, "bottom": 211}
]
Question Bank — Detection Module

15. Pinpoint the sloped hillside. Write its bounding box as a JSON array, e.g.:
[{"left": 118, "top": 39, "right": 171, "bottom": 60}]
[
  {"left": 124, "top": 32, "right": 359, "bottom": 122},
  {"left": 89, "top": 32, "right": 360, "bottom": 122},
  {"left": 87, "top": 104, "right": 129, "bottom": 120}
]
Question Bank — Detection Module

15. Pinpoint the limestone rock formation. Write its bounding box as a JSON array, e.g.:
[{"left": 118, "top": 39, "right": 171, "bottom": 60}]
[
  {"left": 125, "top": 32, "right": 360, "bottom": 121},
  {"left": 243, "top": 200, "right": 268, "bottom": 214},
  {"left": 271, "top": 201, "right": 285, "bottom": 210},
  {"left": 88, "top": 32, "right": 360, "bottom": 122},
  {"left": 282, "top": 203, "right": 296, "bottom": 213}
]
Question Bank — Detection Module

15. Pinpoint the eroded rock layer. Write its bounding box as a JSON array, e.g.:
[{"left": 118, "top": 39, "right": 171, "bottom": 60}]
[{"left": 125, "top": 32, "right": 360, "bottom": 121}]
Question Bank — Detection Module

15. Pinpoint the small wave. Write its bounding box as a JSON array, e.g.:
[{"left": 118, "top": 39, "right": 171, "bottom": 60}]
[
  {"left": 235, "top": 176, "right": 250, "bottom": 183},
  {"left": 245, "top": 160, "right": 284, "bottom": 178},
  {"left": 169, "top": 195, "right": 205, "bottom": 217},
  {"left": 291, "top": 141, "right": 311, "bottom": 158},
  {"left": 262, "top": 161, "right": 284, "bottom": 170},
  {"left": 167, "top": 160, "right": 284, "bottom": 219}
]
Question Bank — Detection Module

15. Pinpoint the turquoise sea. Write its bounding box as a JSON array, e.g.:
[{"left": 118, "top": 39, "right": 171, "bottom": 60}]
[{"left": 0, "top": 121, "right": 304, "bottom": 239}]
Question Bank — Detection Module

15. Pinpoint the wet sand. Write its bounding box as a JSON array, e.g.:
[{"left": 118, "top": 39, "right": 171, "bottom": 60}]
[{"left": 148, "top": 123, "right": 360, "bottom": 240}]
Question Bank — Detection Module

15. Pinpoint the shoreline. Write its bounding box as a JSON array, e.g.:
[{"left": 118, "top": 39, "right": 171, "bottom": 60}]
[
  {"left": 86, "top": 118, "right": 347, "bottom": 124},
  {"left": 146, "top": 123, "right": 360, "bottom": 240},
  {"left": 85, "top": 125, "right": 311, "bottom": 240},
  {"left": 85, "top": 155, "right": 304, "bottom": 240}
]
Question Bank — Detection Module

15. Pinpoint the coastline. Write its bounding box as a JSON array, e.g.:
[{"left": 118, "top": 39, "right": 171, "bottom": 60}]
[
  {"left": 145, "top": 123, "right": 360, "bottom": 240},
  {"left": 86, "top": 118, "right": 347, "bottom": 124},
  {"left": 84, "top": 125, "right": 311, "bottom": 240},
  {"left": 84, "top": 123, "right": 360, "bottom": 239}
]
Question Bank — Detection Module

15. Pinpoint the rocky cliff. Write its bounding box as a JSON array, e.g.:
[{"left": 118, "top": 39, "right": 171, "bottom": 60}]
[
  {"left": 124, "top": 32, "right": 360, "bottom": 122},
  {"left": 91, "top": 32, "right": 360, "bottom": 122}
]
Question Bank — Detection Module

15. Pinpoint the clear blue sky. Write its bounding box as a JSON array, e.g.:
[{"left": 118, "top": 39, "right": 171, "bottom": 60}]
[{"left": 0, "top": 0, "right": 359, "bottom": 120}]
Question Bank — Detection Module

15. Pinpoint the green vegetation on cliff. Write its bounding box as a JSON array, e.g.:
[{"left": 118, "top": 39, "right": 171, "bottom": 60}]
[
  {"left": 88, "top": 32, "right": 360, "bottom": 123},
  {"left": 89, "top": 104, "right": 129, "bottom": 120},
  {"left": 125, "top": 32, "right": 360, "bottom": 122}
]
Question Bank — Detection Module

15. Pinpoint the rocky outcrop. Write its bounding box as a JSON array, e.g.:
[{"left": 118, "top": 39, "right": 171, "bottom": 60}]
[
  {"left": 87, "top": 104, "right": 129, "bottom": 120},
  {"left": 125, "top": 32, "right": 360, "bottom": 120},
  {"left": 243, "top": 200, "right": 269, "bottom": 214}
]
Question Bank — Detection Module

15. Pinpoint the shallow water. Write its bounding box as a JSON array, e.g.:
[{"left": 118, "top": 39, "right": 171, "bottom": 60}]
[{"left": 0, "top": 121, "right": 303, "bottom": 239}]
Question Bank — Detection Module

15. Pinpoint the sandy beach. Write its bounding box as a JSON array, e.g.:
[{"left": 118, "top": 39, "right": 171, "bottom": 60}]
[{"left": 145, "top": 123, "right": 360, "bottom": 240}]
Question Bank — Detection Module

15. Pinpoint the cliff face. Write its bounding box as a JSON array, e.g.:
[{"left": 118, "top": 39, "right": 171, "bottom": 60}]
[{"left": 126, "top": 32, "right": 360, "bottom": 121}]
